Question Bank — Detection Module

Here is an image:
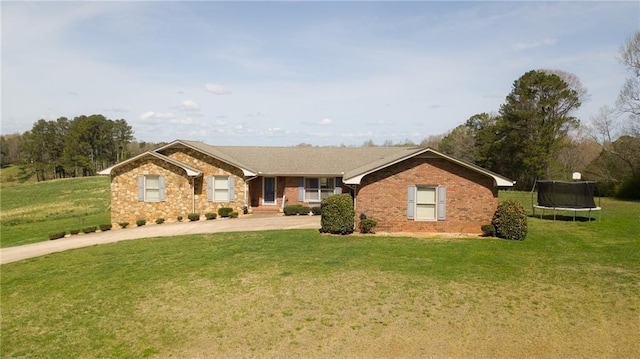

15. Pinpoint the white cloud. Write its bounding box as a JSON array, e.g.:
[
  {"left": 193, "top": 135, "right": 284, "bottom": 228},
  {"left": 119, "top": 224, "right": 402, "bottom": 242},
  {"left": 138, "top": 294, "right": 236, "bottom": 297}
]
[
  {"left": 140, "top": 111, "right": 176, "bottom": 120},
  {"left": 319, "top": 118, "right": 333, "bottom": 125},
  {"left": 512, "top": 37, "right": 557, "bottom": 51},
  {"left": 179, "top": 100, "right": 199, "bottom": 111},
  {"left": 170, "top": 117, "right": 196, "bottom": 125},
  {"left": 264, "top": 127, "right": 288, "bottom": 136},
  {"left": 215, "top": 119, "right": 227, "bottom": 126},
  {"left": 205, "top": 83, "right": 230, "bottom": 95}
]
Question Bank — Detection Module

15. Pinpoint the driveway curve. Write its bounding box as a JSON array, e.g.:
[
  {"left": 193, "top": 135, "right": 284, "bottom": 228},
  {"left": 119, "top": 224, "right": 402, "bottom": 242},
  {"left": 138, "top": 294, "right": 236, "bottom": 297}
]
[{"left": 1, "top": 215, "right": 320, "bottom": 265}]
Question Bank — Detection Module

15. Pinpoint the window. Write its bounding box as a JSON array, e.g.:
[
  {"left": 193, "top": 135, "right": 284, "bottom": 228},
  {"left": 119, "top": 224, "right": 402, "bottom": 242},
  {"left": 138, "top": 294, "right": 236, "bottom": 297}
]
[
  {"left": 304, "top": 177, "right": 335, "bottom": 202},
  {"left": 407, "top": 185, "right": 446, "bottom": 221},
  {"left": 207, "top": 176, "right": 235, "bottom": 202},
  {"left": 137, "top": 175, "right": 165, "bottom": 202},
  {"left": 416, "top": 186, "right": 437, "bottom": 220}
]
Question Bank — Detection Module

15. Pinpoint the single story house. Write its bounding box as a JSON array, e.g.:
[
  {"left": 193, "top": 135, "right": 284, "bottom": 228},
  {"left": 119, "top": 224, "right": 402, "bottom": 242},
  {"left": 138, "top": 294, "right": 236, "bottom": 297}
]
[{"left": 99, "top": 139, "right": 513, "bottom": 233}]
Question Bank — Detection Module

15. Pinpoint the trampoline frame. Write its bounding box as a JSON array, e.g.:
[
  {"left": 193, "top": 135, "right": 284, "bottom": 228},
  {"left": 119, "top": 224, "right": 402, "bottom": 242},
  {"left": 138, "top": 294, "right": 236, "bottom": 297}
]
[{"left": 531, "top": 180, "right": 602, "bottom": 222}]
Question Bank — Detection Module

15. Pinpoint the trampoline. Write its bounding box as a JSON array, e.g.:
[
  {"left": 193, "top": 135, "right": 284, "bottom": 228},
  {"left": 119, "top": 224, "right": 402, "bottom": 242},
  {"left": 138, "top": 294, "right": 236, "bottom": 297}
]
[{"left": 532, "top": 180, "right": 601, "bottom": 221}]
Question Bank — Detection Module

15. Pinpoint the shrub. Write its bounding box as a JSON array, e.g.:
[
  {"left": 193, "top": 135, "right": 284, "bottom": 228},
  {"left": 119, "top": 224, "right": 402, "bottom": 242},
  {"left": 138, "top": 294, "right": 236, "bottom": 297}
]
[
  {"left": 311, "top": 206, "right": 322, "bottom": 215},
  {"left": 615, "top": 177, "right": 640, "bottom": 200},
  {"left": 69, "top": 229, "right": 80, "bottom": 235},
  {"left": 360, "top": 219, "right": 378, "bottom": 234},
  {"left": 155, "top": 218, "right": 165, "bottom": 224},
  {"left": 48, "top": 231, "right": 66, "bottom": 240},
  {"left": 284, "top": 204, "right": 311, "bottom": 216},
  {"left": 177, "top": 216, "right": 183, "bottom": 222},
  {"left": 491, "top": 199, "right": 528, "bottom": 240},
  {"left": 99, "top": 224, "right": 112, "bottom": 231},
  {"left": 119, "top": 222, "right": 129, "bottom": 229},
  {"left": 218, "top": 207, "right": 233, "bottom": 217},
  {"left": 83, "top": 226, "right": 97, "bottom": 234},
  {"left": 188, "top": 213, "right": 200, "bottom": 221},
  {"left": 481, "top": 224, "right": 495, "bottom": 237},
  {"left": 229, "top": 211, "right": 239, "bottom": 218},
  {"left": 284, "top": 205, "right": 300, "bottom": 216},
  {"left": 136, "top": 219, "right": 147, "bottom": 227},
  {"left": 320, "top": 194, "right": 354, "bottom": 235},
  {"left": 205, "top": 212, "right": 217, "bottom": 220}
]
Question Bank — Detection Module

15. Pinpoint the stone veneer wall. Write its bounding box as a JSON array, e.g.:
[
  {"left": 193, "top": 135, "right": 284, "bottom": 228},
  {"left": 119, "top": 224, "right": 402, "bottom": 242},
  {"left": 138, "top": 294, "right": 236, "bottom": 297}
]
[
  {"left": 110, "top": 157, "right": 194, "bottom": 225},
  {"left": 355, "top": 157, "right": 498, "bottom": 233},
  {"left": 161, "top": 147, "right": 246, "bottom": 216},
  {"left": 110, "top": 147, "right": 248, "bottom": 225}
]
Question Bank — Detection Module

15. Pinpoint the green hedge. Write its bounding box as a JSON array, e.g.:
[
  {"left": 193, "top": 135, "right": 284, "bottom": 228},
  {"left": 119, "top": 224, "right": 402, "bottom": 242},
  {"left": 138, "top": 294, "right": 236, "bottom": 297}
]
[
  {"left": 48, "top": 231, "right": 66, "bottom": 240},
  {"left": 83, "top": 226, "right": 97, "bottom": 234},
  {"left": 284, "top": 205, "right": 311, "bottom": 216},
  {"left": 320, "top": 194, "right": 354, "bottom": 235}
]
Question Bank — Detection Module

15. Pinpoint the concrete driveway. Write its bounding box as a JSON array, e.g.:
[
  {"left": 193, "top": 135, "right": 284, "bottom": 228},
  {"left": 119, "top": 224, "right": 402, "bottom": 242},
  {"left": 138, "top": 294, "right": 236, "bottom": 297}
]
[{"left": 1, "top": 215, "right": 320, "bottom": 265}]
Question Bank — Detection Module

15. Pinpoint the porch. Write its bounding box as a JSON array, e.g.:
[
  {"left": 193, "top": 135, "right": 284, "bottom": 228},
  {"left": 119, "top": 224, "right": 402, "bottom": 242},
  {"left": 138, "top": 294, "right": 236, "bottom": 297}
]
[{"left": 247, "top": 176, "right": 345, "bottom": 214}]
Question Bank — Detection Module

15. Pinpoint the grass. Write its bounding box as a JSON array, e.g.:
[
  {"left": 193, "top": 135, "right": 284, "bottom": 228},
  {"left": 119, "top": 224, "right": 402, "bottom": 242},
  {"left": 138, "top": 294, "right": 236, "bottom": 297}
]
[
  {"left": 0, "top": 176, "right": 110, "bottom": 247},
  {"left": 1, "top": 190, "right": 639, "bottom": 358}
]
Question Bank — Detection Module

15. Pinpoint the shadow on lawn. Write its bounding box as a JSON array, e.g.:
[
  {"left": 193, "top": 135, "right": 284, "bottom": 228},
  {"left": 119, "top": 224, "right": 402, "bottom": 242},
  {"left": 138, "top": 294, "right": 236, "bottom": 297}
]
[{"left": 528, "top": 214, "right": 597, "bottom": 222}]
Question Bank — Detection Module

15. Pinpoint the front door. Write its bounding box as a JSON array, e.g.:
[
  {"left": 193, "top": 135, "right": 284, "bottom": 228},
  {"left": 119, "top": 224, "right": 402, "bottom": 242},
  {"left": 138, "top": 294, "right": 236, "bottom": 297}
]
[{"left": 263, "top": 177, "right": 276, "bottom": 205}]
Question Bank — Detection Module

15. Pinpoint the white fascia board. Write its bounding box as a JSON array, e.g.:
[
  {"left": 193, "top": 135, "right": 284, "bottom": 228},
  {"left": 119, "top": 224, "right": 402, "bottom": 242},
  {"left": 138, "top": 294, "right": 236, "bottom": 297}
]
[
  {"left": 97, "top": 151, "right": 202, "bottom": 177},
  {"left": 343, "top": 148, "right": 514, "bottom": 187},
  {"left": 241, "top": 169, "right": 257, "bottom": 176},
  {"left": 159, "top": 140, "right": 255, "bottom": 178}
]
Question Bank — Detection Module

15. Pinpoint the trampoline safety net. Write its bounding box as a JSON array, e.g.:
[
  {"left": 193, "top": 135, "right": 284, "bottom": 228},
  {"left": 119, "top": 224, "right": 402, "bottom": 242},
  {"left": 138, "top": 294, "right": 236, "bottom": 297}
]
[{"left": 535, "top": 180, "right": 597, "bottom": 209}]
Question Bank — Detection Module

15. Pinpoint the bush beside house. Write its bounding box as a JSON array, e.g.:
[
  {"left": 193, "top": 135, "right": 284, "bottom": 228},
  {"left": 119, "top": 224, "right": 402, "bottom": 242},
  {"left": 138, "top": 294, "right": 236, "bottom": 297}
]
[
  {"left": 320, "top": 194, "right": 355, "bottom": 235},
  {"left": 492, "top": 199, "right": 528, "bottom": 240}
]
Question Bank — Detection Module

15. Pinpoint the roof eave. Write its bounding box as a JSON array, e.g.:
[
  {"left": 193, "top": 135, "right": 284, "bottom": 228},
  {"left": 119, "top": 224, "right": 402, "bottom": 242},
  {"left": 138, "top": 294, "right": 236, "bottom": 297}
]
[
  {"left": 343, "top": 148, "right": 514, "bottom": 187},
  {"left": 157, "top": 140, "right": 256, "bottom": 177},
  {"left": 97, "top": 151, "right": 202, "bottom": 177}
]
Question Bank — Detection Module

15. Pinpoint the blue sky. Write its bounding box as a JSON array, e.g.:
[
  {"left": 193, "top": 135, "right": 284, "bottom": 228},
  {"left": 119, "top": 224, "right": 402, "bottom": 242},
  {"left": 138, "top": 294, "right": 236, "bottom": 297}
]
[{"left": 2, "top": 1, "right": 638, "bottom": 146}]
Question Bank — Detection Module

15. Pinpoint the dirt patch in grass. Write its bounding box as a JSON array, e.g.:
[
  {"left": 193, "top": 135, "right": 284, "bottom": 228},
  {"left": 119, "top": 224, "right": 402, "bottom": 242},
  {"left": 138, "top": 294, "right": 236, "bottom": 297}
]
[{"left": 136, "top": 271, "right": 639, "bottom": 358}]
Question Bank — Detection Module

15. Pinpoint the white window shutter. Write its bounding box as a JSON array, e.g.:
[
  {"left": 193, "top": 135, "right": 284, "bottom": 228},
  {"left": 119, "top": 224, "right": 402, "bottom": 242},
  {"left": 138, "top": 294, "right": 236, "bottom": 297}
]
[
  {"left": 407, "top": 185, "right": 416, "bottom": 219},
  {"left": 159, "top": 176, "right": 166, "bottom": 202},
  {"left": 228, "top": 176, "right": 235, "bottom": 201},
  {"left": 437, "top": 186, "right": 446, "bottom": 220},
  {"left": 207, "top": 176, "right": 213, "bottom": 202},
  {"left": 298, "top": 177, "right": 304, "bottom": 201},
  {"left": 137, "top": 176, "right": 145, "bottom": 202}
]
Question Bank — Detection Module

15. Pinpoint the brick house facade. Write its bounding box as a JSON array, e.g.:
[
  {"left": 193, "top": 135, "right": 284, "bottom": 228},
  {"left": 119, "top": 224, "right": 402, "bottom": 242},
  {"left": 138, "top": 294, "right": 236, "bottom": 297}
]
[
  {"left": 355, "top": 157, "right": 498, "bottom": 233},
  {"left": 100, "top": 140, "right": 512, "bottom": 233}
]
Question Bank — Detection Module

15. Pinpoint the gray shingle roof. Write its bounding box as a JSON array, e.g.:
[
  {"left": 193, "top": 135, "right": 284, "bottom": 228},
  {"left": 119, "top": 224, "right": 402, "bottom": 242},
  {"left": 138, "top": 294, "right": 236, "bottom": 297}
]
[
  {"left": 175, "top": 140, "right": 421, "bottom": 176},
  {"left": 151, "top": 139, "right": 513, "bottom": 186}
]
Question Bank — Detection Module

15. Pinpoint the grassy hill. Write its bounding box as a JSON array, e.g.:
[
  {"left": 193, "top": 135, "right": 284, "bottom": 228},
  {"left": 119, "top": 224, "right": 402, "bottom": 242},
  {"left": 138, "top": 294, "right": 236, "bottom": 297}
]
[{"left": 0, "top": 176, "right": 111, "bottom": 247}]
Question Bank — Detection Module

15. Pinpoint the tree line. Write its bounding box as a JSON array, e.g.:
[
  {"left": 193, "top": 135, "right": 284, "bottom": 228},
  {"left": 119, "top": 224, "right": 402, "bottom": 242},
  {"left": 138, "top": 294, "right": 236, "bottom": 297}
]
[{"left": 1, "top": 115, "right": 154, "bottom": 182}]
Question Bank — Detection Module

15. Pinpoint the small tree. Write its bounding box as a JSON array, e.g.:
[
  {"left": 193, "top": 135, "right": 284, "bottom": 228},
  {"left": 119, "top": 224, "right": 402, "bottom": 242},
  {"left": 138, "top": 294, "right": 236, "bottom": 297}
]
[{"left": 320, "top": 194, "right": 354, "bottom": 235}]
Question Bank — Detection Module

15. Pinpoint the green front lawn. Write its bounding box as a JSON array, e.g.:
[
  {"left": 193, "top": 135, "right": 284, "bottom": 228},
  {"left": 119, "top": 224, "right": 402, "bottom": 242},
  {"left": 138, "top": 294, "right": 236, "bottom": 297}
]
[{"left": 2, "top": 194, "right": 639, "bottom": 358}]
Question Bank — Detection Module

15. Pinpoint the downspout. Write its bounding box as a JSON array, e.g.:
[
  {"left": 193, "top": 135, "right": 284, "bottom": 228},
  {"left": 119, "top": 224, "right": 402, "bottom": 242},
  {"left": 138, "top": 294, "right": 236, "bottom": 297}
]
[
  {"left": 192, "top": 177, "right": 196, "bottom": 214},
  {"left": 244, "top": 175, "right": 259, "bottom": 210},
  {"left": 345, "top": 183, "right": 358, "bottom": 230}
]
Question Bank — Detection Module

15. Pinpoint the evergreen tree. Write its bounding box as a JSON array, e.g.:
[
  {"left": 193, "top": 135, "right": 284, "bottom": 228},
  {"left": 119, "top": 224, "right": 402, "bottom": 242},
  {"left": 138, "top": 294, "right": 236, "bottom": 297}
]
[{"left": 495, "top": 70, "right": 581, "bottom": 189}]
